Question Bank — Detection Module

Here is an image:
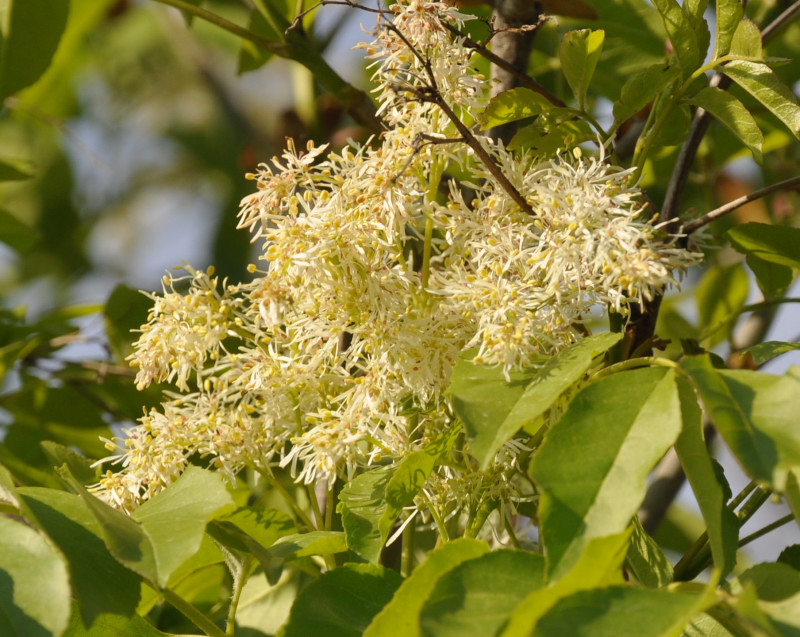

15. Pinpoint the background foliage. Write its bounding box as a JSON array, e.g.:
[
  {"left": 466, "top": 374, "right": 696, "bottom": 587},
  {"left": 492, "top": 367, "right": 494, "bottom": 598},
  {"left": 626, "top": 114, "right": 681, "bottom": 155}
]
[{"left": 2, "top": 0, "right": 800, "bottom": 635}]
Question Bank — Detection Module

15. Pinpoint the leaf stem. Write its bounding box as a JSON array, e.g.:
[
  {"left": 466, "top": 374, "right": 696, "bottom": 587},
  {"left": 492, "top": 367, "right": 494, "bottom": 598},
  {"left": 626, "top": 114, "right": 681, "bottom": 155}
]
[
  {"left": 401, "top": 515, "right": 416, "bottom": 577},
  {"left": 225, "top": 556, "right": 254, "bottom": 636},
  {"left": 160, "top": 585, "right": 227, "bottom": 637},
  {"left": 739, "top": 513, "right": 795, "bottom": 548}
]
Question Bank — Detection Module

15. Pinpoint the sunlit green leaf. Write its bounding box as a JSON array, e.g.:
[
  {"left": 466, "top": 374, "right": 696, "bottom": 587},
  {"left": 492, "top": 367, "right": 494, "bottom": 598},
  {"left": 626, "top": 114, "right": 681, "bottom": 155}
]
[
  {"left": 684, "top": 87, "right": 763, "bottom": 162},
  {"left": 720, "top": 61, "right": 800, "bottom": 139},
  {"left": 626, "top": 516, "right": 674, "bottom": 587},
  {"left": 0, "top": 515, "right": 71, "bottom": 637},
  {"left": 365, "top": 539, "right": 489, "bottom": 637},
  {"left": 650, "top": 0, "right": 702, "bottom": 78},
  {"left": 612, "top": 63, "right": 680, "bottom": 129},
  {"left": 740, "top": 341, "right": 800, "bottom": 366},
  {"left": 509, "top": 109, "right": 595, "bottom": 154},
  {"left": 559, "top": 29, "right": 605, "bottom": 110},
  {"left": 0, "top": 0, "right": 69, "bottom": 99},
  {"left": 729, "top": 20, "right": 762, "bottom": 59},
  {"left": 675, "top": 377, "right": 738, "bottom": 577},
  {"left": 419, "top": 550, "right": 546, "bottom": 637},
  {"left": 727, "top": 223, "right": 800, "bottom": 269},
  {"left": 715, "top": 0, "right": 744, "bottom": 59},
  {"left": 532, "top": 367, "right": 681, "bottom": 579},
  {"left": 279, "top": 563, "right": 402, "bottom": 637},
  {"left": 480, "top": 87, "right": 555, "bottom": 130}
]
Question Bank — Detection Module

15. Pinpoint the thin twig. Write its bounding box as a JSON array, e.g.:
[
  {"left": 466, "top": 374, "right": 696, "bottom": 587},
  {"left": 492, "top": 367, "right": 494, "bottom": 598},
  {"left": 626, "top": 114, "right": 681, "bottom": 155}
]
[{"left": 684, "top": 174, "right": 800, "bottom": 234}]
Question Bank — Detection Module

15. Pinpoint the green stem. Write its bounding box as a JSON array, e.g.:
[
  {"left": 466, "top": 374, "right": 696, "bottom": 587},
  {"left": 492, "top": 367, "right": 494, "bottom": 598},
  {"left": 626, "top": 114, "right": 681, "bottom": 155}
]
[
  {"left": 325, "top": 481, "right": 335, "bottom": 531},
  {"left": 504, "top": 507, "right": 521, "bottom": 549},
  {"left": 225, "top": 557, "right": 254, "bottom": 636},
  {"left": 262, "top": 470, "right": 317, "bottom": 530},
  {"left": 736, "top": 486, "right": 771, "bottom": 526},
  {"left": 307, "top": 483, "right": 324, "bottom": 529},
  {"left": 739, "top": 513, "right": 795, "bottom": 549},
  {"left": 727, "top": 480, "right": 757, "bottom": 512},
  {"left": 422, "top": 494, "right": 450, "bottom": 543},
  {"left": 159, "top": 585, "right": 227, "bottom": 637},
  {"left": 401, "top": 515, "right": 416, "bottom": 577},
  {"left": 593, "top": 356, "right": 677, "bottom": 380}
]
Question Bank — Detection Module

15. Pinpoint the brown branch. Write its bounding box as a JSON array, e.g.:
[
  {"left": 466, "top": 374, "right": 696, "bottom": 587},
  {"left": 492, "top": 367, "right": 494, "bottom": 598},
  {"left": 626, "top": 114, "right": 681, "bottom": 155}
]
[{"left": 684, "top": 175, "right": 800, "bottom": 234}]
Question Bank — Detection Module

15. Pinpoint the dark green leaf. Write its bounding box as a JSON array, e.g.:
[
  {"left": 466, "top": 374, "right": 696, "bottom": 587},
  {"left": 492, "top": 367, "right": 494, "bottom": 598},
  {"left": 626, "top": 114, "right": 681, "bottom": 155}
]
[
  {"left": 340, "top": 465, "right": 395, "bottom": 563},
  {"left": 650, "top": 0, "right": 702, "bottom": 78},
  {"left": 500, "top": 532, "right": 630, "bottom": 637},
  {"left": 559, "top": 29, "right": 605, "bottom": 110},
  {"left": 0, "top": 208, "right": 38, "bottom": 252},
  {"left": 279, "top": 563, "right": 402, "bottom": 637},
  {"left": 534, "top": 585, "right": 714, "bottom": 636},
  {"left": 103, "top": 284, "right": 153, "bottom": 362},
  {"left": 680, "top": 356, "right": 800, "bottom": 491},
  {"left": 0, "top": 0, "right": 69, "bottom": 99},
  {"left": 211, "top": 506, "right": 296, "bottom": 554},
  {"left": 684, "top": 87, "right": 763, "bottom": 162},
  {"left": 0, "top": 157, "right": 34, "bottom": 181},
  {"left": 451, "top": 333, "right": 621, "bottom": 469},
  {"left": 715, "top": 0, "right": 744, "bottom": 58},
  {"left": 740, "top": 341, "right": 800, "bottom": 366},
  {"left": 238, "top": 7, "right": 284, "bottom": 73},
  {"left": 625, "top": 516, "right": 674, "bottom": 587},
  {"left": 612, "top": 64, "right": 680, "bottom": 129},
  {"left": 63, "top": 604, "right": 168, "bottom": 636},
  {"left": 41, "top": 441, "right": 98, "bottom": 485},
  {"left": 419, "top": 550, "right": 545, "bottom": 637},
  {"left": 675, "top": 377, "right": 738, "bottom": 577},
  {"left": 480, "top": 87, "right": 555, "bottom": 130},
  {"left": 532, "top": 367, "right": 681, "bottom": 579},
  {"left": 729, "top": 20, "right": 762, "bottom": 59},
  {"left": 720, "top": 61, "right": 800, "bottom": 139},
  {"left": 778, "top": 545, "right": 800, "bottom": 571},
  {"left": 365, "top": 539, "right": 489, "bottom": 637},
  {"left": 509, "top": 110, "right": 595, "bottom": 154},
  {"left": 0, "top": 515, "right": 71, "bottom": 637},
  {"left": 727, "top": 223, "right": 800, "bottom": 269},
  {"left": 266, "top": 530, "right": 348, "bottom": 561},
  {"left": 746, "top": 254, "right": 793, "bottom": 299},
  {"left": 18, "top": 487, "right": 142, "bottom": 626}
]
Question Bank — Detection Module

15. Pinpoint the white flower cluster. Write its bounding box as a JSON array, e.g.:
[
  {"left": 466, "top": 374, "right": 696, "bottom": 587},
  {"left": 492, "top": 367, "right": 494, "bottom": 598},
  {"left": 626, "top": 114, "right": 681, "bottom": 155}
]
[{"left": 93, "top": 0, "right": 698, "bottom": 516}]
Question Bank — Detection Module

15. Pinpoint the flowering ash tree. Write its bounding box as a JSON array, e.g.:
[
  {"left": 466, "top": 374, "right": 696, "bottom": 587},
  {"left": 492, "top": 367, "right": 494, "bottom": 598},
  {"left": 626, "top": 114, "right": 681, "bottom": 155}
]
[{"left": 4, "top": 0, "right": 800, "bottom": 635}]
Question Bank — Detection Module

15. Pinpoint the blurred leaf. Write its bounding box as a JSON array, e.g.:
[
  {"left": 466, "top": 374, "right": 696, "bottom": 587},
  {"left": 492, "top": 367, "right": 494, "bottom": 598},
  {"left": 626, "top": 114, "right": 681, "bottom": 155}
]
[
  {"left": 559, "top": 29, "right": 605, "bottom": 110},
  {"left": 238, "top": 6, "right": 283, "bottom": 73},
  {"left": 626, "top": 516, "right": 674, "bottom": 587},
  {"left": 265, "top": 530, "right": 348, "bottom": 561},
  {"left": 18, "top": 486, "right": 142, "bottom": 626},
  {"left": 746, "top": 254, "right": 793, "bottom": 299},
  {"left": 500, "top": 532, "right": 629, "bottom": 637},
  {"left": 450, "top": 333, "right": 620, "bottom": 469},
  {"left": 729, "top": 20, "right": 762, "bottom": 59},
  {"left": 279, "top": 563, "right": 402, "bottom": 637},
  {"left": 103, "top": 284, "right": 152, "bottom": 362},
  {"left": 727, "top": 223, "right": 800, "bottom": 269},
  {"left": 41, "top": 441, "right": 98, "bottom": 485},
  {"left": 0, "top": 157, "right": 34, "bottom": 181},
  {"left": 532, "top": 367, "right": 681, "bottom": 579},
  {"left": 650, "top": 0, "right": 702, "bottom": 78},
  {"left": 0, "top": 0, "right": 69, "bottom": 99},
  {"left": 480, "top": 88, "right": 554, "bottom": 130},
  {"left": 365, "top": 539, "right": 489, "bottom": 637},
  {"left": 680, "top": 356, "right": 800, "bottom": 491},
  {"left": 419, "top": 550, "right": 545, "bottom": 637},
  {"left": 675, "top": 377, "right": 738, "bottom": 577},
  {"left": 740, "top": 341, "right": 800, "bottom": 366},
  {"left": 0, "top": 515, "right": 71, "bottom": 637},
  {"left": 612, "top": 63, "right": 679, "bottom": 129},
  {"left": 720, "top": 61, "right": 800, "bottom": 139},
  {"left": 714, "top": 0, "right": 744, "bottom": 58},
  {"left": 0, "top": 208, "right": 38, "bottom": 252},
  {"left": 684, "top": 87, "right": 763, "bottom": 162},
  {"left": 695, "top": 263, "right": 749, "bottom": 347}
]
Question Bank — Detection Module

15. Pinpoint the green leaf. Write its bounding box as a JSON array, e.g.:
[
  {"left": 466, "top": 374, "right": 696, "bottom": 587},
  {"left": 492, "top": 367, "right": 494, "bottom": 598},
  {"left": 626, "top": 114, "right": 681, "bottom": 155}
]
[
  {"left": 695, "top": 263, "right": 749, "bottom": 347},
  {"left": 451, "top": 333, "right": 621, "bottom": 469},
  {"left": 500, "top": 532, "right": 630, "bottom": 637},
  {"left": 103, "top": 285, "right": 153, "bottom": 363},
  {"left": 40, "top": 441, "right": 97, "bottom": 485},
  {"left": 419, "top": 550, "right": 546, "bottom": 637},
  {"left": 532, "top": 367, "right": 682, "bottom": 579},
  {"left": 63, "top": 605, "right": 168, "bottom": 636},
  {"left": 720, "top": 61, "right": 800, "bottom": 139},
  {"left": 729, "top": 20, "right": 762, "bottom": 59},
  {"left": 509, "top": 109, "right": 595, "bottom": 154},
  {"left": 278, "top": 563, "right": 402, "bottom": 637},
  {"left": 740, "top": 341, "right": 800, "bottom": 366},
  {"left": 534, "top": 584, "right": 715, "bottom": 636},
  {"left": 0, "top": 157, "right": 34, "bottom": 181},
  {"left": 559, "top": 29, "right": 605, "bottom": 110},
  {"left": 650, "top": 0, "right": 702, "bottom": 78},
  {"left": 365, "top": 539, "right": 489, "bottom": 637},
  {"left": 727, "top": 223, "right": 800, "bottom": 269},
  {"left": 0, "top": 515, "right": 71, "bottom": 637},
  {"left": 480, "top": 87, "right": 555, "bottom": 130},
  {"left": 680, "top": 357, "right": 800, "bottom": 491},
  {"left": 746, "top": 254, "right": 793, "bottom": 299},
  {"left": 734, "top": 563, "right": 800, "bottom": 633},
  {"left": 684, "top": 87, "right": 763, "bottom": 162},
  {"left": 714, "top": 0, "right": 744, "bottom": 59},
  {"left": 0, "top": 0, "right": 69, "bottom": 99},
  {"left": 210, "top": 506, "right": 296, "bottom": 554},
  {"left": 612, "top": 63, "right": 680, "bottom": 129},
  {"left": 675, "top": 377, "right": 738, "bottom": 577},
  {"left": 266, "top": 530, "right": 348, "bottom": 561},
  {"left": 625, "top": 516, "right": 674, "bottom": 587},
  {"left": 238, "top": 4, "right": 286, "bottom": 73},
  {"left": 0, "top": 208, "right": 38, "bottom": 252},
  {"left": 63, "top": 466, "right": 233, "bottom": 588},
  {"left": 17, "top": 487, "right": 142, "bottom": 626}
]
